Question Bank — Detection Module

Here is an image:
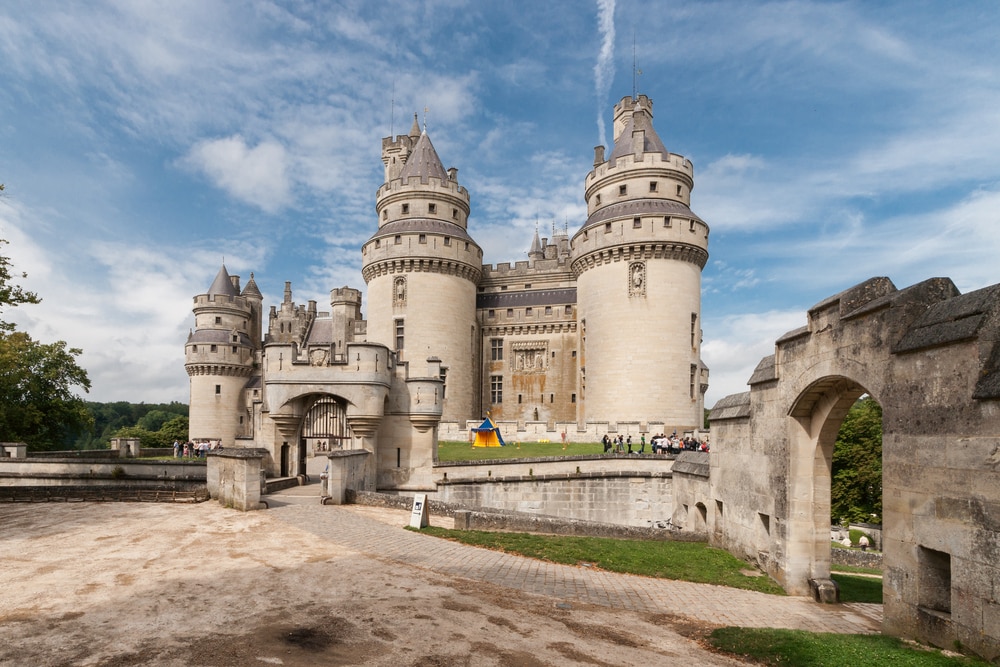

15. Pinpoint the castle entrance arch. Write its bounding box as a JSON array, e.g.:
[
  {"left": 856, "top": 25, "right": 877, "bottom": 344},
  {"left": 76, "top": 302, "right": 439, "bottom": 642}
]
[
  {"left": 785, "top": 376, "right": 873, "bottom": 590},
  {"left": 299, "top": 395, "right": 349, "bottom": 476}
]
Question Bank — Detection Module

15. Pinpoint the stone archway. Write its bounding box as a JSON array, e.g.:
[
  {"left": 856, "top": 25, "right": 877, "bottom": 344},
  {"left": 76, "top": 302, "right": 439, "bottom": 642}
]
[
  {"left": 785, "top": 376, "right": 870, "bottom": 594},
  {"left": 693, "top": 276, "right": 1000, "bottom": 660}
]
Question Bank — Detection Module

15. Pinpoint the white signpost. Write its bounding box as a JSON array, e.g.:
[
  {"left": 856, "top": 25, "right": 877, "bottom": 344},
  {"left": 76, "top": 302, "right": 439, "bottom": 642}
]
[{"left": 409, "top": 493, "right": 429, "bottom": 529}]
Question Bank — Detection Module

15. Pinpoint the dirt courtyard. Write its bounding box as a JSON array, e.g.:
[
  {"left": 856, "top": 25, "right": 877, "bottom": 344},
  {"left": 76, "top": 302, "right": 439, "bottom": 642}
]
[{"left": 0, "top": 499, "right": 748, "bottom": 666}]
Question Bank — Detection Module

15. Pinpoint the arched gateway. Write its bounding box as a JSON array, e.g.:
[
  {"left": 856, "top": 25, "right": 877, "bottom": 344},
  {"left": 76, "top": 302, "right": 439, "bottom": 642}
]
[{"left": 678, "top": 276, "right": 1000, "bottom": 660}]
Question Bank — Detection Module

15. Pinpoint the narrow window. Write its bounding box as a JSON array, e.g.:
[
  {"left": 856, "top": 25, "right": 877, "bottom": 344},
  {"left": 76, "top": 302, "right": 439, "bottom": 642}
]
[
  {"left": 565, "top": 305, "right": 572, "bottom": 315},
  {"left": 490, "top": 375, "right": 503, "bottom": 404},
  {"left": 401, "top": 203, "right": 409, "bottom": 214},
  {"left": 215, "top": 385, "right": 221, "bottom": 395},
  {"left": 690, "top": 364, "right": 697, "bottom": 399},
  {"left": 488, "top": 309, "right": 495, "bottom": 318},
  {"left": 677, "top": 184, "right": 683, "bottom": 196},
  {"left": 691, "top": 313, "right": 698, "bottom": 348},
  {"left": 375, "top": 239, "right": 381, "bottom": 248},
  {"left": 605, "top": 222, "right": 611, "bottom": 233},
  {"left": 490, "top": 338, "right": 503, "bottom": 361},
  {"left": 633, "top": 217, "right": 641, "bottom": 228},
  {"left": 549, "top": 394, "right": 554, "bottom": 403},
  {"left": 444, "top": 236, "right": 451, "bottom": 246},
  {"left": 231, "top": 346, "right": 237, "bottom": 354},
  {"left": 545, "top": 306, "right": 552, "bottom": 316},
  {"left": 518, "top": 394, "right": 522, "bottom": 404},
  {"left": 394, "top": 318, "right": 404, "bottom": 351},
  {"left": 428, "top": 203, "right": 436, "bottom": 214},
  {"left": 394, "top": 235, "right": 402, "bottom": 244},
  {"left": 664, "top": 217, "right": 672, "bottom": 227},
  {"left": 382, "top": 210, "right": 387, "bottom": 220},
  {"left": 506, "top": 308, "right": 513, "bottom": 317},
  {"left": 452, "top": 208, "right": 458, "bottom": 219},
  {"left": 619, "top": 184, "right": 627, "bottom": 196},
  {"left": 571, "top": 393, "right": 576, "bottom": 403},
  {"left": 595, "top": 194, "right": 601, "bottom": 205},
  {"left": 525, "top": 307, "right": 533, "bottom": 316},
  {"left": 439, "top": 368, "right": 447, "bottom": 399},
  {"left": 919, "top": 547, "right": 952, "bottom": 615},
  {"left": 571, "top": 350, "right": 577, "bottom": 358},
  {"left": 418, "top": 234, "right": 427, "bottom": 243},
  {"left": 649, "top": 181, "right": 658, "bottom": 192},
  {"left": 215, "top": 316, "right": 222, "bottom": 324},
  {"left": 192, "top": 345, "right": 197, "bottom": 352}
]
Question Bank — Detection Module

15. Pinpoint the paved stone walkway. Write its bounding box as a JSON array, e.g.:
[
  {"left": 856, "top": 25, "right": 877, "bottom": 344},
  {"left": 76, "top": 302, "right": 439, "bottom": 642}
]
[{"left": 266, "top": 486, "right": 882, "bottom": 635}]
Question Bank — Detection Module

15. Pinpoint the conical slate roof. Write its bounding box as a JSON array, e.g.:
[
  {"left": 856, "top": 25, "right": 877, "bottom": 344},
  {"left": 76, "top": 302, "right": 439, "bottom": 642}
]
[
  {"left": 608, "top": 105, "right": 669, "bottom": 165},
  {"left": 207, "top": 264, "right": 239, "bottom": 297},
  {"left": 241, "top": 272, "right": 262, "bottom": 299},
  {"left": 398, "top": 131, "right": 449, "bottom": 184}
]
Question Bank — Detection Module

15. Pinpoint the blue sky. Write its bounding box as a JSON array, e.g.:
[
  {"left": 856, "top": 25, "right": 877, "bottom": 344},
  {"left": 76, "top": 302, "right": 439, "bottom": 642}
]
[{"left": 2, "top": 1, "right": 999, "bottom": 409}]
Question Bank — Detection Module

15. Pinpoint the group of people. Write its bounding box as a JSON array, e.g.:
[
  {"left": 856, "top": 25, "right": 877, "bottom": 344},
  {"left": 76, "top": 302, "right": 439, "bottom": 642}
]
[
  {"left": 172, "top": 440, "right": 219, "bottom": 458},
  {"left": 651, "top": 433, "right": 710, "bottom": 454},
  {"left": 599, "top": 433, "right": 710, "bottom": 455}
]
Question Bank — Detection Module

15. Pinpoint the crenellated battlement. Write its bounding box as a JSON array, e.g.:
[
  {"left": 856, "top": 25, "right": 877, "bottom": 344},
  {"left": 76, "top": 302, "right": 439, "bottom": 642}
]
[{"left": 192, "top": 293, "right": 253, "bottom": 313}]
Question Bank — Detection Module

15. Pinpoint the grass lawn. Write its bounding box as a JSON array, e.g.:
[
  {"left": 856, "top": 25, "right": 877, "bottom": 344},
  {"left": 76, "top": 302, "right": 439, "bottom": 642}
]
[
  {"left": 437, "top": 439, "right": 657, "bottom": 461},
  {"left": 707, "top": 627, "right": 989, "bottom": 666},
  {"left": 832, "top": 573, "right": 882, "bottom": 603},
  {"left": 832, "top": 563, "right": 883, "bottom": 576},
  {"left": 414, "top": 526, "right": 786, "bottom": 595}
]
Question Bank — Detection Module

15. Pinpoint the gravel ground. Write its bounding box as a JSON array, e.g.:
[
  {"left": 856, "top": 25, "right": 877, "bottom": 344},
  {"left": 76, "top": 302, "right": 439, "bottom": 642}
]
[{"left": 0, "top": 500, "right": 747, "bottom": 667}]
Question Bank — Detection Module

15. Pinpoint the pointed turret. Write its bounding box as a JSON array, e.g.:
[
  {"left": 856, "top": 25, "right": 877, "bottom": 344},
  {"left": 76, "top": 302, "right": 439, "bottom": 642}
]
[
  {"left": 528, "top": 226, "right": 543, "bottom": 261},
  {"left": 398, "top": 131, "right": 449, "bottom": 184},
  {"left": 208, "top": 264, "right": 239, "bottom": 297},
  {"left": 365, "top": 118, "right": 482, "bottom": 423},
  {"left": 408, "top": 112, "right": 421, "bottom": 139}
]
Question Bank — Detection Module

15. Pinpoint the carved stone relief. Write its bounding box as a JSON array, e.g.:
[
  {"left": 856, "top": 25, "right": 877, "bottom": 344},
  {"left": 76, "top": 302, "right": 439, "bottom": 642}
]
[
  {"left": 511, "top": 341, "right": 548, "bottom": 372},
  {"left": 393, "top": 276, "right": 407, "bottom": 306},
  {"left": 628, "top": 261, "right": 646, "bottom": 297}
]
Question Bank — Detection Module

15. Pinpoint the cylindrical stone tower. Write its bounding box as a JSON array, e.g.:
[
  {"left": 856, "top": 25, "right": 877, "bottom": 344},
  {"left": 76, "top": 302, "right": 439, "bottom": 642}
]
[
  {"left": 361, "top": 116, "right": 483, "bottom": 422},
  {"left": 571, "top": 95, "right": 709, "bottom": 430},
  {"left": 185, "top": 265, "right": 259, "bottom": 445}
]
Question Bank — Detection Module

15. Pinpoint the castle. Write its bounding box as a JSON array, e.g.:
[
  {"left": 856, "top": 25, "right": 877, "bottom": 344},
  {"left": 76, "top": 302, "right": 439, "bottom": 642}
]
[{"left": 186, "top": 94, "right": 710, "bottom": 484}]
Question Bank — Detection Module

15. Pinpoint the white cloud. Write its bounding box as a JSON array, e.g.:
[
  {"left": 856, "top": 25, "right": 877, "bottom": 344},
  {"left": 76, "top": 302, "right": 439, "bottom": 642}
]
[
  {"left": 702, "top": 308, "right": 806, "bottom": 407},
  {"left": 183, "top": 136, "right": 291, "bottom": 213}
]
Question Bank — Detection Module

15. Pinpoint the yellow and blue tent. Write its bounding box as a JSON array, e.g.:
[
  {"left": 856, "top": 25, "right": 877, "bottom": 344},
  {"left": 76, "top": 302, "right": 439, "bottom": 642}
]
[{"left": 471, "top": 415, "right": 505, "bottom": 447}]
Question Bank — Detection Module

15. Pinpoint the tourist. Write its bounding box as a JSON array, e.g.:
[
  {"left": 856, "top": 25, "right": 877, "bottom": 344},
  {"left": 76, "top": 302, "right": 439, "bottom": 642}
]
[
  {"left": 173, "top": 440, "right": 180, "bottom": 458},
  {"left": 627, "top": 435, "right": 633, "bottom": 454},
  {"left": 859, "top": 535, "right": 870, "bottom": 551}
]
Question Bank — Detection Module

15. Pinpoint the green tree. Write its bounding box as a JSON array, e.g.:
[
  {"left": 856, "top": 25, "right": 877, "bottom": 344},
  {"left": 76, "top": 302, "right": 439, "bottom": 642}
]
[
  {"left": 0, "top": 234, "right": 92, "bottom": 450},
  {"left": 0, "top": 331, "right": 93, "bottom": 449},
  {"left": 159, "top": 415, "right": 189, "bottom": 443},
  {"left": 831, "top": 397, "right": 883, "bottom": 525},
  {"left": 137, "top": 409, "right": 176, "bottom": 432},
  {"left": 111, "top": 425, "right": 167, "bottom": 449}
]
